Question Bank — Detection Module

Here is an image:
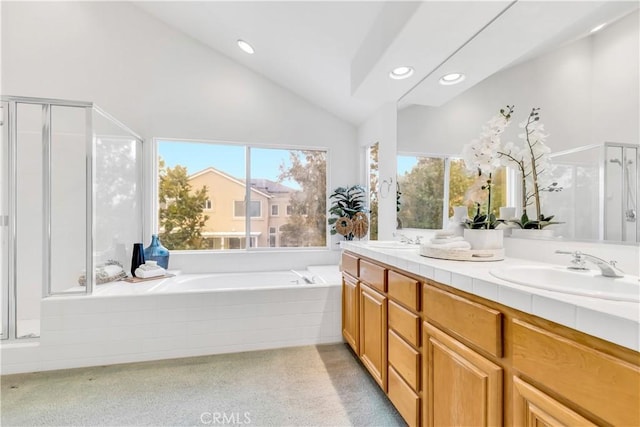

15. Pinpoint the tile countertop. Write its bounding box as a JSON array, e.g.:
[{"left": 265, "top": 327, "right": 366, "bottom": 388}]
[{"left": 341, "top": 241, "right": 640, "bottom": 352}]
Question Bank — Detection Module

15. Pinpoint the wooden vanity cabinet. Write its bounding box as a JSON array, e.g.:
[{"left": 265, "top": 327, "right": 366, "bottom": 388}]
[
  {"left": 340, "top": 251, "right": 640, "bottom": 427},
  {"left": 422, "top": 283, "right": 503, "bottom": 427},
  {"left": 387, "top": 270, "right": 423, "bottom": 427},
  {"left": 341, "top": 273, "right": 359, "bottom": 354},
  {"left": 359, "top": 283, "right": 387, "bottom": 390}
]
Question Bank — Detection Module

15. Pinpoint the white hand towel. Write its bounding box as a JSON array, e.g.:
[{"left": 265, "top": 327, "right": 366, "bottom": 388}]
[
  {"left": 430, "top": 236, "right": 464, "bottom": 244},
  {"left": 134, "top": 268, "right": 166, "bottom": 279},
  {"left": 424, "top": 241, "right": 471, "bottom": 250},
  {"left": 434, "top": 229, "right": 455, "bottom": 238}
]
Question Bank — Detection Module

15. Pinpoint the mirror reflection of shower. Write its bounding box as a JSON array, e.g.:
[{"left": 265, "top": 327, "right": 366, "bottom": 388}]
[
  {"left": 609, "top": 157, "right": 636, "bottom": 223},
  {"left": 605, "top": 143, "right": 638, "bottom": 242},
  {"left": 546, "top": 142, "right": 639, "bottom": 242}
]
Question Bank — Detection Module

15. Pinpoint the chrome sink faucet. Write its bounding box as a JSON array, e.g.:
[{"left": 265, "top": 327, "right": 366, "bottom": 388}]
[
  {"left": 392, "top": 232, "right": 423, "bottom": 244},
  {"left": 555, "top": 250, "right": 625, "bottom": 278}
]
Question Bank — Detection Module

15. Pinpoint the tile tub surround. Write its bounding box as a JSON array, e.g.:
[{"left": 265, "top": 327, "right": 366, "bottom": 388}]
[
  {"left": 342, "top": 241, "right": 640, "bottom": 351},
  {"left": 1, "top": 281, "right": 342, "bottom": 375}
]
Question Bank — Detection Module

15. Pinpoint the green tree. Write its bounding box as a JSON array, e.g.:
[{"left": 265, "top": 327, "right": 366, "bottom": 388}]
[
  {"left": 398, "top": 158, "right": 445, "bottom": 229},
  {"left": 158, "top": 159, "right": 209, "bottom": 250},
  {"left": 278, "top": 150, "right": 327, "bottom": 247},
  {"left": 369, "top": 142, "right": 379, "bottom": 240}
]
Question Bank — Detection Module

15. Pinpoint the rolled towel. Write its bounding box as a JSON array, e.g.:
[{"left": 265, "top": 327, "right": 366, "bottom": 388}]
[
  {"left": 134, "top": 268, "right": 166, "bottom": 279},
  {"left": 424, "top": 241, "right": 471, "bottom": 250},
  {"left": 430, "top": 236, "right": 464, "bottom": 244},
  {"left": 435, "top": 229, "right": 455, "bottom": 238}
]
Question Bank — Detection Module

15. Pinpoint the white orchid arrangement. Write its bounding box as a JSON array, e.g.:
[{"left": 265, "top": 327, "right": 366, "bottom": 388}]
[
  {"left": 496, "top": 106, "right": 562, "bottom": 229},
  {"left": 460, "top": 107, "right": 512, "bottom": 229},
  {"left": 462, "top": 105, "right": 562, "bottom": 230}
]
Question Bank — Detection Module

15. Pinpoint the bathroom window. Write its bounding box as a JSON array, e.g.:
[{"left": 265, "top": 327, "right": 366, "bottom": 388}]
[
  {"left": 156, "top": 140, "right": 327, "bottom": 250},
  {"left": 397, "top": 154, "right": 507, "bottom": 229}
]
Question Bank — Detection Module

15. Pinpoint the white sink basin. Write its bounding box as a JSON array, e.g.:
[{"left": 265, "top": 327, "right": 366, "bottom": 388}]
[
  {"left": 365, "top": 241, "right": 418, "bottom": 249},
  {"left": 490, "top": 265, "right": 640, "bottom": 302}
]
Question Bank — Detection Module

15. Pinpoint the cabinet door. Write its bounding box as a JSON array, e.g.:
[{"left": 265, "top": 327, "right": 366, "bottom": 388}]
[
  {"left": 423, "top": 321, "right": 502, "bottom": 427},
  {"left": 513, "top": 376, "right": 596, "bottom": 427},
  {"left": 359, "top": 283, "right": 387, "bottom": 390},
  {"left": 342, "top": 274, "right": 359, "bottom": 354}
]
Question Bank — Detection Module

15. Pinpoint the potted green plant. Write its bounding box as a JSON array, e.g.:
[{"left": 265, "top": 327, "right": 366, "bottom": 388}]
[{"left": 328, "top": 185, "right": 369, "bottom": 241}]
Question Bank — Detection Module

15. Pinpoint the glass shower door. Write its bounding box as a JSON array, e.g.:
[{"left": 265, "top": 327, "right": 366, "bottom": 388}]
[{"left": 1, "top": 102, "right": 8, "bottom": 339}]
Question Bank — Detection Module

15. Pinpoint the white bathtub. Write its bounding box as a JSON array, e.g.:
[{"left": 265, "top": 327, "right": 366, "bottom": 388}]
[
  {"left": 88, "top": 266, "right": 340, "bottom": 296},
  {"left": 1, "top": 265, "right": 343, "bottom": 374}
]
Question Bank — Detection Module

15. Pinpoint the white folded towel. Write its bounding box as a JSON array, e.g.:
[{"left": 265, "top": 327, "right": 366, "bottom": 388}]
[
  {"left": 430, "top": 236, "right": 464, "bottom": 244},
  {"left": 134, "top": 268, "right": 166, "bottom": 279},
  {"left": 434, "top": 229, "right": 455, "bottom": 238},
  {"left": 424, "top": 241, "right": 471, "bottom": 250}
]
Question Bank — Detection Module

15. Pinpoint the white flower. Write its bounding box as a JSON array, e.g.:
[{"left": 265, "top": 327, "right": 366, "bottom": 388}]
[{"left": 462, "top": 111, "right": 511, "bottom": 175}]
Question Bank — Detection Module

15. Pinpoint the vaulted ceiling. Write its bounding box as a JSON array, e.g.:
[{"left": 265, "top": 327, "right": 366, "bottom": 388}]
[{"left": 135, "top": 1, "right": 639, "bottom": 125}]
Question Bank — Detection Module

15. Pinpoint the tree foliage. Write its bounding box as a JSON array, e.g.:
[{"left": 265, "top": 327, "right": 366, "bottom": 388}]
[
  {"left": 278, "top": 150, "right": 327, "bottom": 247},
  {"left": 158, "top": 159, "right": 209, "bottom": 250},
  {"left": 369, "top": 142, "right": 379, "bottom": 240},
  {"left": 398, "top": 158, "right": 445, "bottom": 229}
]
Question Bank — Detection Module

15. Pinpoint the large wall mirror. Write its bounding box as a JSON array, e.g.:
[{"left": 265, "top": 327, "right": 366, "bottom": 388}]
[{"left": 396, "top": 1, "right": 639, "bottom": 243}]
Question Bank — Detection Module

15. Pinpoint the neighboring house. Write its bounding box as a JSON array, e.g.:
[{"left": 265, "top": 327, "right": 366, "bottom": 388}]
[{"left": 188, "top": 167, "right": 296, "bottom": 249}]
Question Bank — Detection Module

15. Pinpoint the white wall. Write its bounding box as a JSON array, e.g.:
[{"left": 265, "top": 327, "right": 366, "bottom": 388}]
[
  {"left": 1, "top": 1, "right": 357, "bottom": 271},
  {"left": 357, "top": 102, "right": 397, "bottom": 240},
  {"left": 398, "top": 10, "right": 640, "bottom": 155}
]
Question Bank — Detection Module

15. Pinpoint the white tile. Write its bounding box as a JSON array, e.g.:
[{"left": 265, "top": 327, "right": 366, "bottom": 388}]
[
  {"left": 498, "top": 286, "right": 533, "bottom": 313},
  {"left": 451, "top": 273, "right": 473, "bottom": 293},
  {"left": 433, "top": 269, "right": 452, "bottom": 284},
  {"left": 419, "top": 264, "right": 435, "bottom": 279},
  {"left": 532, "top": 295, "right": 577, "bottom": 328},
  {"left": 406, "top": 260, "right": 421, "bottom": 276},
  {"left": 472, "top": 279, "right": 499, "bottom": 301},
  {"left": 576, "top": 307, "right": 640, "bottom": 351}
]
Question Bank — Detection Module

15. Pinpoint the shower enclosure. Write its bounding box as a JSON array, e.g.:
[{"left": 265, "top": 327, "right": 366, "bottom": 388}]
[
  {"left": 544, "top": 142, "right": 639, "bottom": 242},
  {"left": 1, "top": 96, "right": 143, "bottom": 340}
]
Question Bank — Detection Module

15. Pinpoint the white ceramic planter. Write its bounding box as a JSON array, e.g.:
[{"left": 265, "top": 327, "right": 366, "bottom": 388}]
[
  {"left": 463, "top": 228, "right": 504, "bottom": 250},
  {"left": 510, "top": 228, "right": 555, "bottom": 239}
]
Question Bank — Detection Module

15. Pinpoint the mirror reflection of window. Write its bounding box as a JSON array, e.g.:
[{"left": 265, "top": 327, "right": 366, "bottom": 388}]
[
  {"left": 368, "top": 142, "right": 379, "bottom": 240},
  {"left": 397, "top": 155, "right": 507, "bottom": 229}
]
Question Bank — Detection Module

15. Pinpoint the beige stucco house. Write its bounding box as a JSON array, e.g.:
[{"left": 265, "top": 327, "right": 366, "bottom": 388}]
[{"left": 188, "top": 167, "right": 296, "bottom": 249}]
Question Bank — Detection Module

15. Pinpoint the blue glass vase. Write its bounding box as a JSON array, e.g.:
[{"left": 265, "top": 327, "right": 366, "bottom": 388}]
[{"left": 144, "top": 234, "right": 170, "bottom": 269}]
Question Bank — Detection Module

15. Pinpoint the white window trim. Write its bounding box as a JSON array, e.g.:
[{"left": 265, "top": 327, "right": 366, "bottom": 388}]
[{"left": 149, "top": 137, "right": 332, "bottom": 251}]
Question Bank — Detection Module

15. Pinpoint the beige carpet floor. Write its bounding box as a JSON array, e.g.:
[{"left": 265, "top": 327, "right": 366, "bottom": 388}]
[{"left": 1, "top": 344, "right": 405, "bottom": 426}]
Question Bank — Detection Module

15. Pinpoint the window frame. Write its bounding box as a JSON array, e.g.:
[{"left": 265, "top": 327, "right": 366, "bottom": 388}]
[
  {"left": 271, "top": 204, "right": 279, "bottom": 216},
  {"left": 148, "top": 137, "right": 331, "bottom": 252},
  {"left": 233, "top": 199, "right": 262, "bottom": 219}
]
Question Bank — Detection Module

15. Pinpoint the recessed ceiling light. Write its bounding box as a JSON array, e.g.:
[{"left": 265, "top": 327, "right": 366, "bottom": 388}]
[
  {"left": 237, "top": 39, "right": 255, "bottom": 55},
  {"left": 389, "top": 66, "right": 414, "bottom": 80},
  {"left": 590, "top": 23, "right": 606, "bottom": 33},
  {"left": 439, "top": 72, "right": 466, "bottom": 85}
]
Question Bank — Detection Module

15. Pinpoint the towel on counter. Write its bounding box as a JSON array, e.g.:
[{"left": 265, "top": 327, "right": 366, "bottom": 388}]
[
  {"left": 423, "top": 240, "right": 471, "bottom": 250},
  {"left": 430, "top": 236, "right": 465, "bottom": 244},
  {"left": 134, "top": 267, "right": 166, "bottom": 279},
  {"left": 78, "top": 261, "right": 127, "bottom": 285}
]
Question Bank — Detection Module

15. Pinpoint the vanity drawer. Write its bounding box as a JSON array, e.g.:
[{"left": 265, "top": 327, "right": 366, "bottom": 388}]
[
  {"left": 359, "top": 259, "right": 386, "bottom": 292},
  {"left": 424, "top": 284, "right": 502, "bottom": 357},
  {"left": 388, "top": 329, "right": 420, "bottom": 391},
  {"left": 388, "top": 365, "right": 420, "bottom": 427},
  {"left": 388, "top": 270, "right": 420, "bottom": 311},
  {"left": 388, "top": 300, "right": 420, "bottom": 347},
  {"left": 512, "top": 319, "right": 640, "bottom": 426},
  {"left": 341, "top": 252, "right": 359, "bottom": 278}
]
